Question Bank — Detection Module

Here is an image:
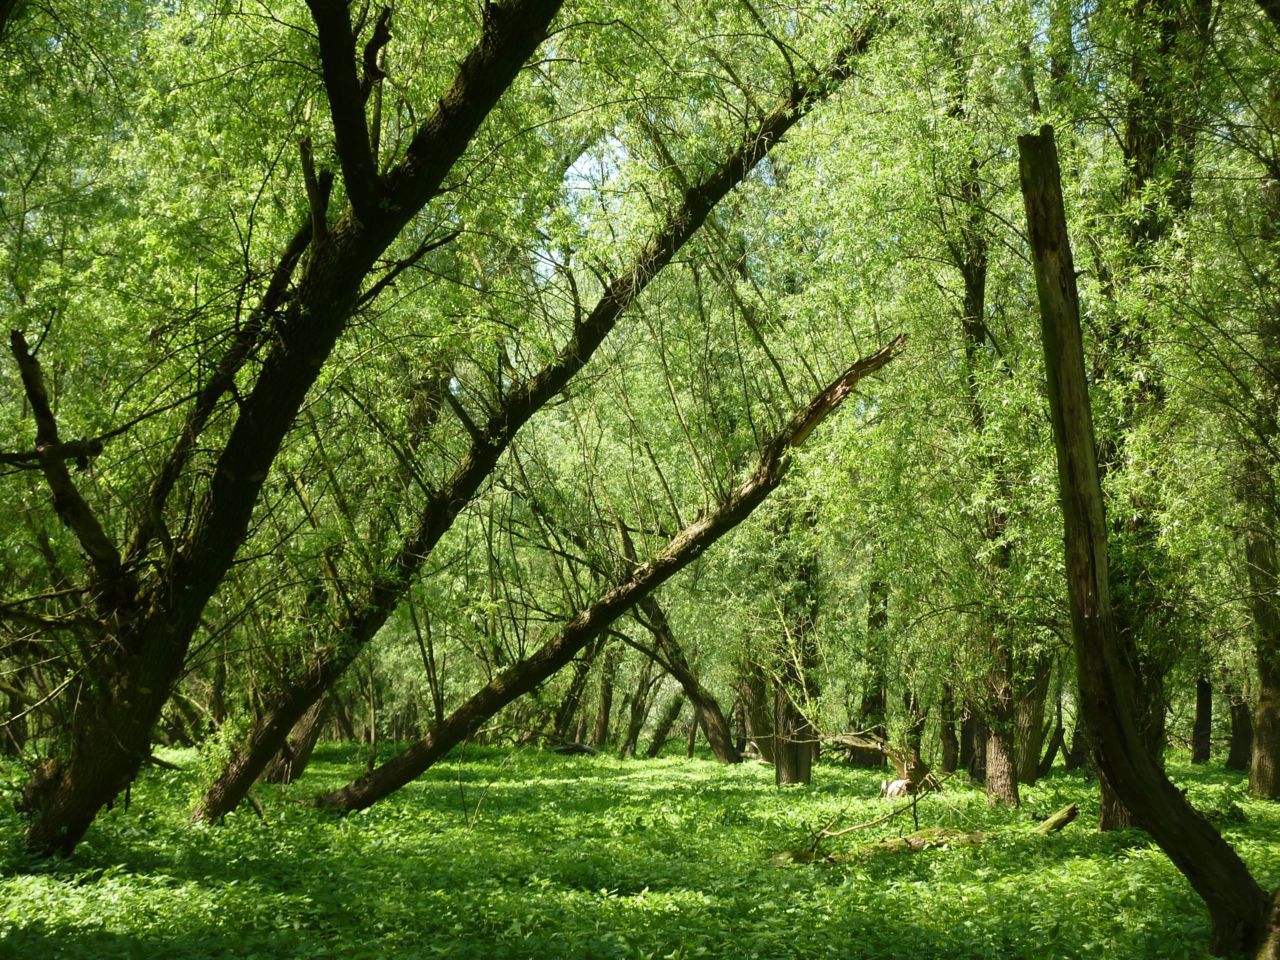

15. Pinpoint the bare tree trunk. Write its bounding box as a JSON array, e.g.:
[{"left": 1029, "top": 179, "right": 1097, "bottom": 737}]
[
  {"left": 961, "top": 706, "right": 987, "bottom": 783},
  {"left": 686, "top": 706, "right": 701, "bottom": 759},
  {"left": 553, "top": 640, "right": 600, "bottom": 741},
  {"left": 740, "top": 662, "right": 777, "bottom": 764},
  {"left": 1021, "top": 123, "right": 1268, "bottom": 955},
  {"left": 619, "top": 657, "right": 656, "bottom": 757},
  {"left": 850, "top": 579, "right": 888, "bottom": 767}
]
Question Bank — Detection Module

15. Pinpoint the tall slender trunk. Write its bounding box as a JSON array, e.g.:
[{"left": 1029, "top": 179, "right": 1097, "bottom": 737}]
[
  {"left": 1192, "top": 677, "right": 1213, "bottom": 765},
  {"left": 619, "top": 657, "right": 655, "bottom": 757},
  {"left": 1015, "top": 656, "right": 1053, "bottom": 784},
  {"left": 986, "top": 728, "right": 1020, "bottom": 806},
  {"left": 685, "top": 706, "right": 701, "bottom": 759},
  {"left": 940, "top": 684, "right": 959, "bottom": 775},
  {"left": 1021, "top": 123, "right": 1269, "bottom": 955},
  {"left": 589, "top": 646, "right": 618, "bottom": 748},
  {"left": 850, "top": 579, "right": 888, "bottom": 767},
  {"left": 961, "top": 706, "right": 988, "bottom": 783}
]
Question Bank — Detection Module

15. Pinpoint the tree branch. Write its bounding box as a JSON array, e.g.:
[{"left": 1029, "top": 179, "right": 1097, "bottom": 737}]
[
  {"left": 8, "top": 331, "right": 123, "bottom": 593},
  {"left": 306, "top": 0, "right": 385, "bottom": 220}
]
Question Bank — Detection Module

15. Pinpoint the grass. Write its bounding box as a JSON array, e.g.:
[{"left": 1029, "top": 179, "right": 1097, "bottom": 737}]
[{"left": 0, "top": 746, "right": 1276, "bottom": 959}]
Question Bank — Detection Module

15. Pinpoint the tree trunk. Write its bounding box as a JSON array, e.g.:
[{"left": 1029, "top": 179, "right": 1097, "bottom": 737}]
[
  {"left": 1021, "top": 123, "right": 1269, "bottom": 954},
  {"left": 589, "top": 645, "right": 618, "bottom": 748},
  {"left": 685, "top": 706, "right": 701, "bottom": 759},
  {"left": 940, "top": 684, "right": 959, "bottom": 775},
  {"left": 634, "top": 592, "right": 740, "bottom": 763},
  {"left": 1037, "top": 706, "right": 1065, "bottom": 780},
  {"left": 961, "top": 706, "right": 987, "bottom": 783},
  {"left": 619, "top": 656, "right": 655, "bottom": 757},
  {"left": 1015, "top": 657, "right": 1052, "bottom": 785},
  {"left": 850, "top": 579, "right": 888, "bottom": 767},
  {"left": 262, "top": 696, "right": 330, "bottom": 785},
  {"left": 774, "top": 688, "right": 814, "bottom": 785},
  {"left": 985, "top": 728, "right": 1020, "bottom": 807},
  {"left": 646, "top": 694, "right": 684, "bottom": 758},
  {"left": 1227, "top": 691, "right": 1254, "bottom": 772},
  {"left": 553, "top": 640, "right": 600, "bottom": 741},
  {"left": 740, "top": 662, "right": 777, "bottom": 764},
  {"left": 1192, "top": 676, "right": 1213, "bottom": 765}
]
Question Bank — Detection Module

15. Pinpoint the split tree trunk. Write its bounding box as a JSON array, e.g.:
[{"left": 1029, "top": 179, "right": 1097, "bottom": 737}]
[{"left": 1021, "top": 123, "right": 1268, "bottom": 955}]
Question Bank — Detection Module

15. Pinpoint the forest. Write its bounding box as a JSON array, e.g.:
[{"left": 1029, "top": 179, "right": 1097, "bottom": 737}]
[{"left": 2, "top": 0, "right": 1280, "bottom": 956}]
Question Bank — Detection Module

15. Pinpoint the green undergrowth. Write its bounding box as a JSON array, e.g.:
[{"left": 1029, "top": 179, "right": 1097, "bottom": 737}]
[{"left": 0, "top": 747, "right": 1276, "bottom": 959}]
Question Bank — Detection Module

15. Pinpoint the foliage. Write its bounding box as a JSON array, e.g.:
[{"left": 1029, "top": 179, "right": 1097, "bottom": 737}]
[{"left": 2, "top": 748, "right": 1275, "bottom": 960}]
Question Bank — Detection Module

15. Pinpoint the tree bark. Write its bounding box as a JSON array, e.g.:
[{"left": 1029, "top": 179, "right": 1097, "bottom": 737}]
[
  {"left": 1015, "top": 657, "right": 1052, "bottom": 785},
  {"left": 961, "top": 706, "right": 987, "bottom": 783},
  {"left": 849, "top": 580, "right": 888, "bottom": 767},
  {"left": 985, "top": 727, "right": 1020, "bottom": 807},
  {"left": 940, "top": 684, "right": 959, "bottom": 775},
  {"left": 1021, "top": 122, "right": 1269, "bottom": 955},
  {"left": 1228, "top": 691, "right": 1254, "bottom": 772},
  {"left": 618, "top": 656, "right": 655, "bottom": 757},
  {"left": 1192, "top": 677, "right": 1213, "bottom": 765}
]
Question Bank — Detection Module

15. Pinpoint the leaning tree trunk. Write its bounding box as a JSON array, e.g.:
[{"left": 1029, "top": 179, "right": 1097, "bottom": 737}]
[
  {"left": 1192, "top": 677, "right": 1213, "bottom": 765},
  {"left": 1021, "top": 123, "right": 1269, "bottom": 955},
  {"left": 262, "top": 696, "right": 330, "bottom": 785},
  {"left": 646, "top": 694, "right": 684, "bottom": 758},
  {"left": 634, "top": 591, "right": 740, "bottom": 763},
  {"left": 849, "top": 579, "right": 889, "bottom": 767},
  {"left": 311, "top": 337, "right": 905, "bottom": 813}
]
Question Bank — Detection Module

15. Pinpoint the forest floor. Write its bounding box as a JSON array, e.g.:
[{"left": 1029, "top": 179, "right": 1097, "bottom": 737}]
[{"left": 0, "top": 746, "right": 1276, "bottom": 959}]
